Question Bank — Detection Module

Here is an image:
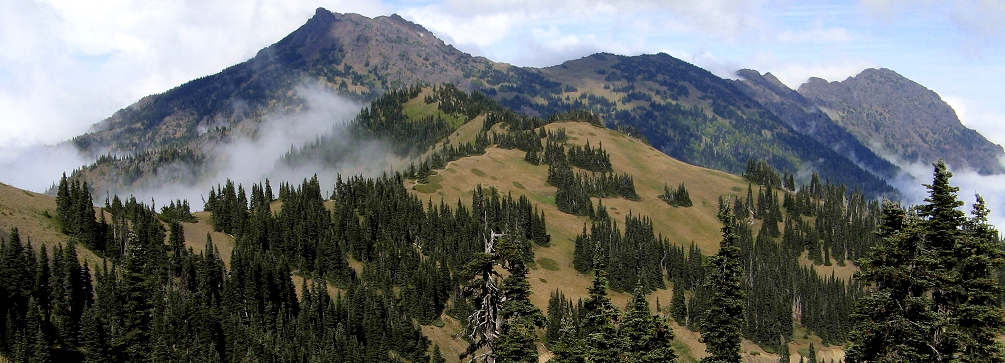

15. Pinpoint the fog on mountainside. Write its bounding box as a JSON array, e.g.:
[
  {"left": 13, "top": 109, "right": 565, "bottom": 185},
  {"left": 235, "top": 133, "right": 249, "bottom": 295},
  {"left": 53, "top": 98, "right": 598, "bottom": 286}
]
[
  {"left": 103, "top": 84, "right": 396, "bottom": 210},
  {"left": 0, "top": 143, "right": 92, "bottom": 193}
]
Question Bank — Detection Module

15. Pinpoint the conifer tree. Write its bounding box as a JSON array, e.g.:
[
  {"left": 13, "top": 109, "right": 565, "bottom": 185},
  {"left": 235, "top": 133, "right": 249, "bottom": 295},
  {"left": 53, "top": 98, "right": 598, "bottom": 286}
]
[
  {"left": 582, "top": 255, "right": 620, "bottom": 363},
  {"left": 699, "top": 199, "right": 745, "bottom": 363},
  {"left": 620, "top": 284, "right": 677, "bottom": 363},
  {"left": 495, "top": 236, "right": 545, "bottom": 363},
  {"left": 670, "top": 279, "right": 687, "bottom": 326},
  {"left": 846, "top": 201, "right": 939, "bottom": 362},
  {"left": 545, "top": 290, "right": 567, "bottom": 348},
  {"left": 956, "top": 195, "right": 1005, "bottom": 362},
  {"left": 431, "top": 344, "right": 446, "bottom": 363}
]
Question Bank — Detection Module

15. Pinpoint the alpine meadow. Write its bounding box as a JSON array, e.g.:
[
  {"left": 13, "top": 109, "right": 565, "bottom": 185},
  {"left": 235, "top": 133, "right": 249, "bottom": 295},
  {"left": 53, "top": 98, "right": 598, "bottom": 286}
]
[{"left": 3, "top": 6, "right": 1005, "bottom": 363}]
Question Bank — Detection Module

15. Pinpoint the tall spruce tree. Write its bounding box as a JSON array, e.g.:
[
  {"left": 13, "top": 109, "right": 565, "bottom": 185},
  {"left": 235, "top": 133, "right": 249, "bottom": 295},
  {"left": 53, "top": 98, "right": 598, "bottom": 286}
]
[
  {"left": 494, "top": 236, "right": 545, "bottom": 363},
  {"left": 582, "top": 255, "right": 619, "bottom": 363},
  {"left": 917, "top": 160, "right": 966, "bottom": 358},
  {"left": 848, "top": 161, "right": 1005, "bottom": 362},
  {"left": 846, "top": 201, "right": 940, "bottom": 362},
  {"left": 956, "top": 195, "right": 1005, "bottom": 363},
  {"left": 699, "top": 199, "right": 745, "bottom": 363},
  {"left": 620, "top": 284, "right": 677, "bottom": 363}
]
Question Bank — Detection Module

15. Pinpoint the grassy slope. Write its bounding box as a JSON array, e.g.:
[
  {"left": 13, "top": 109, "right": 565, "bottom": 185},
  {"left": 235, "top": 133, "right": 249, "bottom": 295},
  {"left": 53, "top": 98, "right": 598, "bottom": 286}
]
[
  {"left": 0, "top": 182, "right": 238, "bottom": 272},
  {"left": 408, "top": 122, "right": 846, "bottom": 362},
  {"left": 0, "top": 120, "right": 850, "bottom": 362},
  {"left": 0, "top": 182, "right": 104, "bottom": 267}
]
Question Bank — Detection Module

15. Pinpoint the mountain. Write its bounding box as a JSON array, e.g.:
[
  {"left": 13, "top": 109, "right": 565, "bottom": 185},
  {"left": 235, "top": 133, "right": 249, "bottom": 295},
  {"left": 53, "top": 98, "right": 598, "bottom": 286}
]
[
  {"left": 2, "top": 86, "right": 860, "bottom": 361},
  {"left": 732, "top": 69, "right": 900, "bottom": 180},
  {"left": 798, "top": 68, "right": 1005, "bottom": 174},
  {"left": 67, "top": 8, "right": 899, "bottom": 200},
  {"left": 524, "top": 53, "right": 895, "bottom": 196},
  {"left": 73, "top": 8, "right": 493, "bottom": 157}
]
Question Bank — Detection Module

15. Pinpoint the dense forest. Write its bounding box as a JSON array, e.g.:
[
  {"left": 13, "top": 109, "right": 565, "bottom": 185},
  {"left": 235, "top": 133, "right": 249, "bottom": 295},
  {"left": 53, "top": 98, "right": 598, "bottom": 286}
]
[{"left": 4, "top": 85, "right": 1005, "bottom": 362}]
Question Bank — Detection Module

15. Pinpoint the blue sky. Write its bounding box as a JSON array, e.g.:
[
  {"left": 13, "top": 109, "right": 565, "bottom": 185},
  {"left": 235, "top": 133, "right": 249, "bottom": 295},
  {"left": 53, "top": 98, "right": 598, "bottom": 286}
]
[{"left": 1, "top": 0, "right": 1004, "bottom": 204}]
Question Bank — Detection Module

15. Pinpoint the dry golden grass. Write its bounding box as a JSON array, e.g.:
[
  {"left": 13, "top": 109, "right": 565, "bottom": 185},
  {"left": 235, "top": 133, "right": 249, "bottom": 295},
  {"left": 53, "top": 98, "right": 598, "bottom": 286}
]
[
  {"left": 405, "top": 121, "right": 828, "bottom": 361},
  {"left": 799, "top": 251, "right": 858, "bottom": 282},
  {"left": 181, "top": 211, "right": 237, "bottom": 267},
  {"left": 420, "top": 314, "right": 470, "bottom": 363},
  {"left": 0, "top": 182, "right": 103, "bottom": 267}
]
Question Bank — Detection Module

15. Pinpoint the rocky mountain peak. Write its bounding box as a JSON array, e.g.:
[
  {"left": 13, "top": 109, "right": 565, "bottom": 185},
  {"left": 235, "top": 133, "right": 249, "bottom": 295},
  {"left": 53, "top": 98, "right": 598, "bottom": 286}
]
[{"left": 798, "top": 68, "right": 1004, "bottom": 174}]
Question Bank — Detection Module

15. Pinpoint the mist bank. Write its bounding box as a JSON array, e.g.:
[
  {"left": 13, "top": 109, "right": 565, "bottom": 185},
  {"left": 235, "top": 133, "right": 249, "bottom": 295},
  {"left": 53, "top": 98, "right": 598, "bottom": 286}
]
[
  {"left": 888, "top": 157, "right": 1005, "bottom": 231},
  {"left": 116, "top": 85, "right": 403, "bottom": 211},
  {"left": 0, "top": 142, "right": 92, "bottom": 193},
  {"left": 0, "top": 84, "right": 403, "bottom": 214}
]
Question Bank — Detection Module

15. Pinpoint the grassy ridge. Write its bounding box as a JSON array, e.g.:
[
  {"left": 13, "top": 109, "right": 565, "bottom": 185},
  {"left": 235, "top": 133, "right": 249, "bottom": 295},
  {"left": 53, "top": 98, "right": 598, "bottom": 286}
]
[{"left": 406, "top": 121, "right": 852, "bottom": 362}]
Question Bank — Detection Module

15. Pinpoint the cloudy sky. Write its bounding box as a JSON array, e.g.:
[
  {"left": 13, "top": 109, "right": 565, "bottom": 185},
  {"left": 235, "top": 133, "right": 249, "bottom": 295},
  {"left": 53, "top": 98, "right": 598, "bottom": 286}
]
[{"left": 1, "top": 0, "right": 1003, "bottom": 177}]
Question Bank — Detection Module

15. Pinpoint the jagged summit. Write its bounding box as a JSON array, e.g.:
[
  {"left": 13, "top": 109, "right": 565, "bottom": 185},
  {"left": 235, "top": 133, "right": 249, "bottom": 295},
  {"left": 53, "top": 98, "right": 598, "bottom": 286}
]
[
  {"left": 799, "top": 68, "right": 1005, "bottom": 174},
  {"left": 74, "top": 9, "right": 492, "bottom": 157},
  {"left": 733, "top": 69, "right": 901, "bottom": 180}
]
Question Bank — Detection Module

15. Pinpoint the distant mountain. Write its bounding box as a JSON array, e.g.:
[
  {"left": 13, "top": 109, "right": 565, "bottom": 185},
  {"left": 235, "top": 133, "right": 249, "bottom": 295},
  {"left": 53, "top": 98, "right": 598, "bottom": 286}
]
[
  {"left": 732, "top": 69, "right": 900, "bottom": 180},
  {"left": 68, "top": 8, "right": 902, "bottom": 198},
  {"left": 522, "top": 53, "right": 896, "bottom": 196},
  {"left": 798, "top": 68, "right": 1005, "bottom": 174}
]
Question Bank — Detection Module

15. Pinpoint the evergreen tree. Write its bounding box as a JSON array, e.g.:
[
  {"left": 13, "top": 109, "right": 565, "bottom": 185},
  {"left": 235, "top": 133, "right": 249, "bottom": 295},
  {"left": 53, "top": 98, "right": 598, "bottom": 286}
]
[
  {"left": 431, "top": 344, "right": 446, "bottom": 363},
  {"left": 119, "top": 232, "right": 153, "bottom": 363},
  {"left": 699, "top": 199, "right": 745, "bottom": 363},
  {"left": 495, "top": 236, "right": 545, "bottom": 363},
  {"left": 620, "top": 284, "right": 677, "bottom": 363},
  {"left": 956, "top": 195, "right": 1005, "bottom": 362},
  {"left": 545, "top": 290, "right": 568, "bottom": 348},
  {"left": 670, "top": 279, "right": 687, "bottom": 326},
  {"left": 845, "top": 203, "right": 941, "bottom": 362},
  {"left": 582, "top": 255, "right": 620, "bottom": 363}
]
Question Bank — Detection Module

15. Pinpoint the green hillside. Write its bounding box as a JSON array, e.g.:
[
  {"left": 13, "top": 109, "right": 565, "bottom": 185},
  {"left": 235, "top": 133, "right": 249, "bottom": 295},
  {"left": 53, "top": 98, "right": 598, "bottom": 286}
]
[{"left": 5, "top": 86, "right": 890, "bottom": 362}]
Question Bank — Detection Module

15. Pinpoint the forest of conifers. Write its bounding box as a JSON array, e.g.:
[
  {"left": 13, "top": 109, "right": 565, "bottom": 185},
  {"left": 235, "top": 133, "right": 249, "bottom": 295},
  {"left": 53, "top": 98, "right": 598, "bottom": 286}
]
[{"left": 1, "top": 85, "right": 1002, "bottom": 363}]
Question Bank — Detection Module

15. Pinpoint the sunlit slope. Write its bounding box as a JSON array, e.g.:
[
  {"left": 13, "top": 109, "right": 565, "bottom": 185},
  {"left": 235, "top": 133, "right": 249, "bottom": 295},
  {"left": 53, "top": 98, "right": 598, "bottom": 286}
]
[
  {"left": 0, "top": 182, "right": 235, "bottom": 270},
  {"left": 0, "top": 182, "right": 103, "bottom": 266},
  {"left": 406, "top": 122, "right": 834, "bottom": 362}
]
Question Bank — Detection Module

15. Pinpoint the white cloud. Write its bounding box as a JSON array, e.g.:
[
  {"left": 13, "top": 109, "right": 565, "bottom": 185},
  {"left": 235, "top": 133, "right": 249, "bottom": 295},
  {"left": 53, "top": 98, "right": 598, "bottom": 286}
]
[
  {"left": 886, "top": 157, "right": 1005, "bottom": 234},
  {"left": 0, "top": 143, "right": 92, "bottom": 193},
  {"left": 942, "top": 95, "right": 1005, "bottom": 147},
  {"left": 398, "top": 0, "right": 770, "bottom": 66},
  {"left": 860, "top": 0, "right": 1005, "bottom": 45},
  {"left": 0, "top": 0, "right": 390, "bottom": 148},
  {"left": 776, "top": 25, "right": 855, "bottom": 43}
]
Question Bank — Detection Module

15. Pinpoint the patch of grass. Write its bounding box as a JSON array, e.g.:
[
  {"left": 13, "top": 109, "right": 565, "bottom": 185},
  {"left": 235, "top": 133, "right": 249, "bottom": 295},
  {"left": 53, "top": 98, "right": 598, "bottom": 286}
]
[
  {"left": 446, "top": 168, "right": 457, "bottom": 173},
  {"left": 512, "top": 181, "right": 525, "bottom": 189},
  {"left": 537, "top": 258, "right": 560, "bottom": 271},
  {"left": 22, "top": 190, "right": 33, "bottom": 197},
  {"left": 413, "top": 183, "right": 442, "bottom": 194},
  {"left": 731, "top": 186, "right": 743, "bottom": 192},
  {"left": 431, "top": 318, "right": 445, "bottom": 328},
  {"left": 539, "top": 278, "right": 548, "bottom": 283},
  {"left": 470, "top": 168, "right": 486, "bottom": 177},
  {"left": 671, "top": 340, "right": 700, "bottom": 363}
]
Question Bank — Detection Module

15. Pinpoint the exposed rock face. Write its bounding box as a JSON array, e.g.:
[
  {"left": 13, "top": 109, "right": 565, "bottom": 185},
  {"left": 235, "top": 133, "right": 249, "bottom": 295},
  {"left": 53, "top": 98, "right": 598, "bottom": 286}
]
[
  {"left": 733, "top": 69, "right": 900, "bottom": 180},
  {"left": 798, "top": 68, "right": 1004, "bottom": 174}
]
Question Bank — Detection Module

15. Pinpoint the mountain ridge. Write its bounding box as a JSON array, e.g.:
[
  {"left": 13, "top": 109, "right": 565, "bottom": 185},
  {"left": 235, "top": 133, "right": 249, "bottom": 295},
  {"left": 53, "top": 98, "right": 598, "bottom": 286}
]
[
  {"left": 732, "top": 69, "right": 901, "bottom": 180},
  {"left": 62, "top": 8, "right": 998, "bottom": 201},
  {"left": 798, "top": 67, "right": 1005, "bottom": 174}
]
